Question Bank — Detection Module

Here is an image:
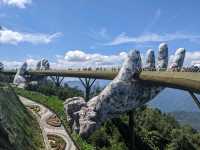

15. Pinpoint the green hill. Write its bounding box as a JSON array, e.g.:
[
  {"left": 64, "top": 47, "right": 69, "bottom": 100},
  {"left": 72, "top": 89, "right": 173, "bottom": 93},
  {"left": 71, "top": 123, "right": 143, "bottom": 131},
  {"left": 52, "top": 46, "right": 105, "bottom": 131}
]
[
  {"left": 0, "top": 83, "right": 44, "bottom": 150},
  {"left": 15, "top": 83, "right": 200, "bottom": 150}
]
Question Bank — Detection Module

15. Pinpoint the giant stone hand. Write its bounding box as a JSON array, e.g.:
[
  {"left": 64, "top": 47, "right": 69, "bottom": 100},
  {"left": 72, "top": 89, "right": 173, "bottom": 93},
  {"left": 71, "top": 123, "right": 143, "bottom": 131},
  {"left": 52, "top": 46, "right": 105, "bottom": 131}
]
[
  {"left": 13, "top": 62, "right": 28, "bottom": 88},
  {"left": 35, "top": 59, "right": 50, "bottom": 83},
  {"left": 36, "top": 59, "right": 50, "bottom": 70},
  {"left": 64, "top": 43, "right": 186, "bottom": 138}
]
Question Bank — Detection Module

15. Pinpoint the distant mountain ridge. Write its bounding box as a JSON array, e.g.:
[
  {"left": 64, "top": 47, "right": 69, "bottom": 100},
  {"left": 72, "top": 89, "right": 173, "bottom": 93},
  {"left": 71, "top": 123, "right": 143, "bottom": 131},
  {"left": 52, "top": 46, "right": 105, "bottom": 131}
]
[
  {"left": 66, "top": 79, "right": 109, "bottom": 91},
  {"left": 149, "top": 88, "right": 200, "bottom": 112},
  {"left": 169, "top": 111, "right": 200, "bottom": 131}
]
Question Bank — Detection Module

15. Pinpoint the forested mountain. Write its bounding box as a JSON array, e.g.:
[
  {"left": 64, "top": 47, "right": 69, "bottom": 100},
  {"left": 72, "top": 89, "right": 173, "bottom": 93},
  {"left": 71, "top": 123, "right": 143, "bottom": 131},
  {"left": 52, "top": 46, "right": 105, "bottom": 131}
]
[
  {"left": 170, "top": 111, "right": 200, "bottom": 131},
  {"left": 17, "top": 82, "right": 200, "bottom": 150},
  {"left": 149, "top": 88, "right": 200, "bottom": 112}
]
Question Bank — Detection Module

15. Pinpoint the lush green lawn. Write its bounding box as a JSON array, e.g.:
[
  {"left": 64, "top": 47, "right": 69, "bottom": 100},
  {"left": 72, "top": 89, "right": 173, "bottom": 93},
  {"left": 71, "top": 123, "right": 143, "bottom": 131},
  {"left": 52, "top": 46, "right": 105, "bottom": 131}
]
[{"left": 14, "top": 87, "right": 94, "bottom": 150}]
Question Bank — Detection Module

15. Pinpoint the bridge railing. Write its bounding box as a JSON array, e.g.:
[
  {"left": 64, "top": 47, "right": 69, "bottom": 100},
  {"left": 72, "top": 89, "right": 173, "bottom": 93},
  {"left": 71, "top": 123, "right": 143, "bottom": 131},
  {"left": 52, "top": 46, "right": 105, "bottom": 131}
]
[{"left": 0, "top": 69, "right": 200, "bottom": 94}]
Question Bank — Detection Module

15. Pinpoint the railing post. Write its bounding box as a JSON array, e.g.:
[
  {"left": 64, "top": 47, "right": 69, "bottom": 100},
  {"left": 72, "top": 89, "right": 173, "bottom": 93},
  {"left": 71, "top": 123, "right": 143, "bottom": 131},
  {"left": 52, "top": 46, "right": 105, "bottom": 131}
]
[{"left": 50, "top": 76, "right": 64, "bottom": 87}]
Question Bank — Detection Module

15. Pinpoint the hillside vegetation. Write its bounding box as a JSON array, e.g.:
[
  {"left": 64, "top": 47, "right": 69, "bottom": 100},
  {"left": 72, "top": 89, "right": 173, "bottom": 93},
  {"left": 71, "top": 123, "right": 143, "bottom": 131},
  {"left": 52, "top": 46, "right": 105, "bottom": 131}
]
[
  {"left": 15, "top": 83, "right": 200, "bottom": 150},
  {"left": 0, "top": 83, "right": 44, "bottom": 150}
]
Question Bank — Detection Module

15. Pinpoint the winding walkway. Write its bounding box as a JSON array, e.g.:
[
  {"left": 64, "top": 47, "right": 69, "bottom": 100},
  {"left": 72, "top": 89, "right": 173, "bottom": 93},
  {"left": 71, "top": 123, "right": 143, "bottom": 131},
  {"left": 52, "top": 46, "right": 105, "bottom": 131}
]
[{"left": 19, "top": 96, "right": 77, "bottom": 150}]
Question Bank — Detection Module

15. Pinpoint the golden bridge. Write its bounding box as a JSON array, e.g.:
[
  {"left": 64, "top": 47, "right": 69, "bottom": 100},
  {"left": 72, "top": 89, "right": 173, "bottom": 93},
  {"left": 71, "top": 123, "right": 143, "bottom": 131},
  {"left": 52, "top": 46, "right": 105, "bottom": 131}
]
[{"left": 1, "top": 69, "right": 200, "bottom": 94}]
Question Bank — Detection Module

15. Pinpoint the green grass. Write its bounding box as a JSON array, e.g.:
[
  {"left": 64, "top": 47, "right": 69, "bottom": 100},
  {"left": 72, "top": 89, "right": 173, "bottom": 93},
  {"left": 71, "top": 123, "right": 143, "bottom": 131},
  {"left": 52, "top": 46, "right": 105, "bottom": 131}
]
[{"left": 14, "top": 87, "right": 94, "bottom": 150}]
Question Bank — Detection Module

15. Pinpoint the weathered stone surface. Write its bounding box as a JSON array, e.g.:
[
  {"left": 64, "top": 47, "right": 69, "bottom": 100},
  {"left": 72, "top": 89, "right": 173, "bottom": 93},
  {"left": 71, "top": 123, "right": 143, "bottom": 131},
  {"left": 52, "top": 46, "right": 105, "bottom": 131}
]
[
  {"left": 157, "top": 43, "right": 168, "bottom": 70},
  {"left": 36, "top": 59, "right": 50, "bottom": 70},
  {"left": 145, "top": 49, "right": 155, "bottom": 69},
  {"left": 64, "top": 43, "right": 186, "bottom": 138},
  {"left": 13, "top": 59, "right": 50, "bottom": 87},
  {"left": 13, "top": 62, "right": 28, "bottom": 88},
  {"left": 170, "top": 48, "right": 186, "bottom": 70},
  {"left": 64, "top": 97, "right": 86, "bottom": 132},
  {"left": 35, "top": 59, "right": 50, "bottom": 83}
]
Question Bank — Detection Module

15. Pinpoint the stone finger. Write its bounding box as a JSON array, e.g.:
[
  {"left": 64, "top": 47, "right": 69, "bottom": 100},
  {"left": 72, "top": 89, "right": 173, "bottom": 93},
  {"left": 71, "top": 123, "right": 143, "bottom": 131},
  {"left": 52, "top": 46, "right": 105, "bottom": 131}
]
[
  {"left": 145, "top": 49, "right": 155, "bottom": 70},
  {"left": 170, "top": 48, "right": 186, "bottom": 70},
  {"left": 117, "top": 49, "right": 142, "bottom": 81},
  {"left": 157, "top": 43, "right": 168, "bottom": 70}
]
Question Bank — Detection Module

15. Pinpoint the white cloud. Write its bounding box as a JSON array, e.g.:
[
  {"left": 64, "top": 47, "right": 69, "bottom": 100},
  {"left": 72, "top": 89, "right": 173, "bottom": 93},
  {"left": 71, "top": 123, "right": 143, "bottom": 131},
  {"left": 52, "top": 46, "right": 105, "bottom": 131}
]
[
  {"left": 2, "top": 50, "right": 200, "bottom": 70},
  {"left": 87, "top": 28, "right": 110, "bottom": 41},
  {"left": 2, "top": 60, "right": 23, "bottom": 69},
  {"left": 169, "top": 51, "right": 200, "bottom": 66},
  {"left": 63, "top": 50, "right": 127, "bottom": 68},
  {"left": 0, "top": 51, "right": 127, "bottom": 70},
  {"left": 25, "top": 58, "right": 39, "bottom": 68},
  {"left": 186, "top": 51, "right": 200, "bottom": 60},
  {"left": 106, "top": 32, "right": 200, "bottom": 46},
  {"left": 0, "top": 0, "right": 31, "bottom": 8},
  {"left": 65, "top": 50, "right": 90, "bottom": 62},
  {"left": 2, "top": 58, "right": 39, "bottom": 69},
  {"left": 185, "top": 51, "right": 200, "bottom": 66},
  {"left": 63, "top": 50, "right": 200, "bottom": 68},
  {"left": 0, "top": 27, "right": 62, "bottom": 45}
]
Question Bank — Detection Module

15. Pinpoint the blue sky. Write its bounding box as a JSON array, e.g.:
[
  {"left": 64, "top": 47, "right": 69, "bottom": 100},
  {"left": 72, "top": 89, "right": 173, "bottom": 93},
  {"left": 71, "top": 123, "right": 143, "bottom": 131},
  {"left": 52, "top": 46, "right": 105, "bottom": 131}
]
[{"left": 0, "top": 0, "right": 200, "bottom": 68}]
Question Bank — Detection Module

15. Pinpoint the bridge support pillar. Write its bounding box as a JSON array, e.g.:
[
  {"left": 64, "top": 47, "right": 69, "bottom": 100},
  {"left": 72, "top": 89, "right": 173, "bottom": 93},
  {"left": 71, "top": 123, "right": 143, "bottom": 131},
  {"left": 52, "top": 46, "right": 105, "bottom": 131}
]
[
  {"left": 189, "top": 91, "right": 200, "bottom": 110},
  {"left": 50, "top": 76, "right": 64, "bottom": 87},
  {"left": 79, "top": 78, "right": 96, "bottom": 101},
  {"left": 128, "top": 110, "right": 136, "bottom": 150}
]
